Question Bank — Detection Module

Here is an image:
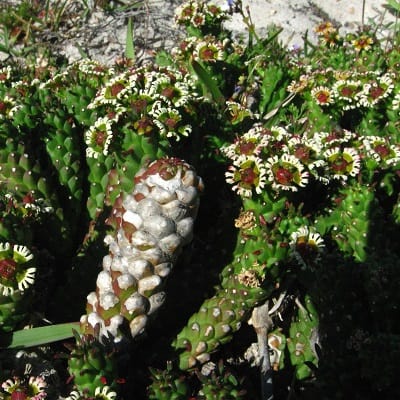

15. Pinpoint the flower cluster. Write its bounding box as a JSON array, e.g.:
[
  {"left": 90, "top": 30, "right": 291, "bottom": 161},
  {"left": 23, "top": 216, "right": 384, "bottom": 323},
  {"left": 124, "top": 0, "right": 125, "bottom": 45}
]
[
  {"left": 314, "top": 21, "right": 376, "bottom": 53},
  {"left": 174, "top": 0, "right": 228, "bottom": 30},
  {"left": 40, "top": 59, "right": 113, "bottom": 91},
  {"left": 222, "top": 123, "right": 399, "bottom": 197},
  {"left": 0, "top": 242, "right": 36, "bottom": 296},
  {"left": 288, "top": 69, "right": 396, "bottom": 111},
  {"left": 84, "top": 65, "right": 200, "bottom": 158},
  {"left": 1, "top": 375, "right": 47, "bottom": 399},
  {"left": 313, "top": 21, "right": 341, "bottom": 47},
  {"left": 172, "top": 34, "right": 231, "bottom": 63}
]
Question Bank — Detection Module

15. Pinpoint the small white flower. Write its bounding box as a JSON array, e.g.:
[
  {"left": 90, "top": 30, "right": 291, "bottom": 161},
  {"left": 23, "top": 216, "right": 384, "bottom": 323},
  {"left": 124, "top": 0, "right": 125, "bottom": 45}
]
[
  {"left": 225, "top": 155, "right": 267, "bottom": 197},
  {"left": 290, "top": 226, "right": 325, "bottom": 267},
  {"left": 85, "top": 117, "right": 114, "bottom": 158},
  {"left": 324, "top": 146, "right": 360, "bottom": 181},
  {"left": 265, "top": 154, "right": 308, "bottom": 192}
]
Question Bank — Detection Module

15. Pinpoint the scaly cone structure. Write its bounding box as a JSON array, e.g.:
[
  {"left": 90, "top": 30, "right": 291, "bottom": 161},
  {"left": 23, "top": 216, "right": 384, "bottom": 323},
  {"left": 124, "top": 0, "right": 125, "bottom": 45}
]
[{"left": 80, "top": 157, "right": 203, "bottom": 341}]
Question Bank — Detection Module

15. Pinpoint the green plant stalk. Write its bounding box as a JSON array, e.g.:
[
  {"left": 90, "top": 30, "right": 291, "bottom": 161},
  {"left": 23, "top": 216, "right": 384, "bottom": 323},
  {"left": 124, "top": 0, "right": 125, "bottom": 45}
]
[
  {"left": 315, "top": 183, "right": 375, "bottom": 262},
  {"left": 173, "top": 191, "right": 294, "bottom": 370}
]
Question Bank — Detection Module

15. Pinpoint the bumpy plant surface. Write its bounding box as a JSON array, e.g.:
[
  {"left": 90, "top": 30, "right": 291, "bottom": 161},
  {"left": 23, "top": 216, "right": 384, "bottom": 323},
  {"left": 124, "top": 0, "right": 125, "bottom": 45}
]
[{"left": 0, "top": 1, "right": 399, "bottom": 399}]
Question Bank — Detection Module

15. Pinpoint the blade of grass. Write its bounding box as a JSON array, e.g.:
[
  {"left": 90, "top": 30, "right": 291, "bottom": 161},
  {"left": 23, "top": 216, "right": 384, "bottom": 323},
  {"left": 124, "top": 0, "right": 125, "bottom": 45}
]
[
  {"left": 125, "top": 16, "right": 135, "bottom": 60},
  {"left": 0, "top": 322, "right": 80, "bottom": 349}
]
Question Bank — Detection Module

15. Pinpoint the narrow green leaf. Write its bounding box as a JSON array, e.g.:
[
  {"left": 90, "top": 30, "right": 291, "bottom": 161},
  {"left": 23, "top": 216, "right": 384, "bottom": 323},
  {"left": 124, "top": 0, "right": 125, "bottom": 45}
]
[
  {"left": 263, "top": 92, "right": 296, "bottom": 120},
  {"left": 125, "top": 17, "right": 135, "bottom": 60},
  {"left": 191, "top": 59, "right": 225, "bottom": 106},
  {"left": 0, "top": 322, "right": 80, "bottom": 349},
  {"left": 385, "top": 0, "right": 400, "bottom": 13}
]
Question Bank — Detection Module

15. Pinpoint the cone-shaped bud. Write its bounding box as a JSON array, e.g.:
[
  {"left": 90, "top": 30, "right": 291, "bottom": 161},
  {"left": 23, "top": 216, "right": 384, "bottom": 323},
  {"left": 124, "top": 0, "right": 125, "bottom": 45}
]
[{"left": 81, "top": 157, "right": 203, "bottom": 341}]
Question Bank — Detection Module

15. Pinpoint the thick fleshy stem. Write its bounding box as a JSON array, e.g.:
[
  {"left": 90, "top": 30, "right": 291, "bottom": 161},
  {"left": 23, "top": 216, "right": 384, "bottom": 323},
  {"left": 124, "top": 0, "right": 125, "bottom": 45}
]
[{"left": 173, "top": 191, "right": 297, "bottom": 370}]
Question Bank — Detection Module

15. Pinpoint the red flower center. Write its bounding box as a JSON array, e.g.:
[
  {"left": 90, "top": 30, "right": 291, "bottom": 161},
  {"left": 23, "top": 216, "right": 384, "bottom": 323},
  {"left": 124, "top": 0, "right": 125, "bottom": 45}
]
[
  {"left": 294, "top": 146, "right": 310, "bottom": 161},
  {"left": 110, "top": 82, "right": 125, "bottom": 97},
  {"left": 356, "top": 38, "right": 370, "bottom": 48},
  {"left": 11, "top": 391, "right": 28, "bottom": 400},
  {"left": 340, "top": 86, "right": 355, "bottom": 98},
  {"left": 182, "top": 6, "right": 194, "bottom": 17},
  {"left": 200, "top": 48, "right": 216, "bottom": 61},
  {"left": 239, "top": 141, "right": 256, "bottom": 155},
  {"left": 374, "top": 144, "right": 390, "bottom": 158},
  {"left": 135, "top": 117, "right": 153, "bottom": 134},
  {"left": 161, "top": 87, "right": 176, "bottom": 99},
  {"left": 369, "top": 86, "right": 384, "bottom": 100},
  {"left": 331, "top": 156, "right": 349, "bottom": 172},
  {"left": 193, "top": 15, "right": 204, "bottom": 25},
  {"left": 94, "top": 130, "right": 106, "bottom": 147},
  {"left": 22, "top": 193, "right": 35, "bottom": 204},
  {"left": 165, "top": 117, "right": 178, "bottom": 129},
  {"left": 0, "top": 258, "right": 17, "bottom": 280},
  {"left": 275, "top": 167, "right": 293, "bottom": 185},
  {"left": 208, "top": 5, "right": 219, "bottom": 14},
  {"left": 131, "top": 99, "right": 148, "bottom": 113},
  {"left": 240, "top": 167, "right": 257, "bottom": 185},
  {"left": 316, "top": 91, "right": 329, "bottom": 103}
]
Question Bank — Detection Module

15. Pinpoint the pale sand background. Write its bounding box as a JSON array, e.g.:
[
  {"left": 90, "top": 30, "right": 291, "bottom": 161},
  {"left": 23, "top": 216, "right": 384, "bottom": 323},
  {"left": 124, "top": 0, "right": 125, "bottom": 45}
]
[
  {"left": 43, "top": 0, "right": 400, "bottom": 65},
  {"left": 215, "top": 0, "right": 396, "bottom": 48}
]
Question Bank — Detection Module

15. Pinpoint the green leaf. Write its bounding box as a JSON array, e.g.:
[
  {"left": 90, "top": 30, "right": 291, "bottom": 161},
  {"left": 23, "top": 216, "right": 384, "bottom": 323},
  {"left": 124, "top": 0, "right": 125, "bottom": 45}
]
[
  {"left": 0, "top": 322, "right": 80, "bottom": 349},
  {"left": 384, "top": 0, "right": 400, "bottom": 13},
  {"left": 125, "top": 17, "right": 135, "bottom": 61},
  {"left": 155, "top": 50, "right": 174, "bottom": 67},
  {"left": 191, "top": 59, "right": 225, "bottom": 106}
]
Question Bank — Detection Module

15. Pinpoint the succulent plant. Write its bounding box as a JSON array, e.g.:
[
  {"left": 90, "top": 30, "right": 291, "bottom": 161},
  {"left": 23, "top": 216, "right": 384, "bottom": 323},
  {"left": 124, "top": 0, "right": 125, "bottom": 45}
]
[
  {"left": 196, "top": 360, "right": 247, "bottom": 400},
  {"left": 315, "top": 183, "right": 375, "bottom": 262},
  {"left": 67, "top": 331, "right": 120, "bottom": 397},
  {"left": 173, "top": 190, "right": 299, "bottom": 370},
  {"left": 148, "top": 361, "right": 191, "bottom": 400}
]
